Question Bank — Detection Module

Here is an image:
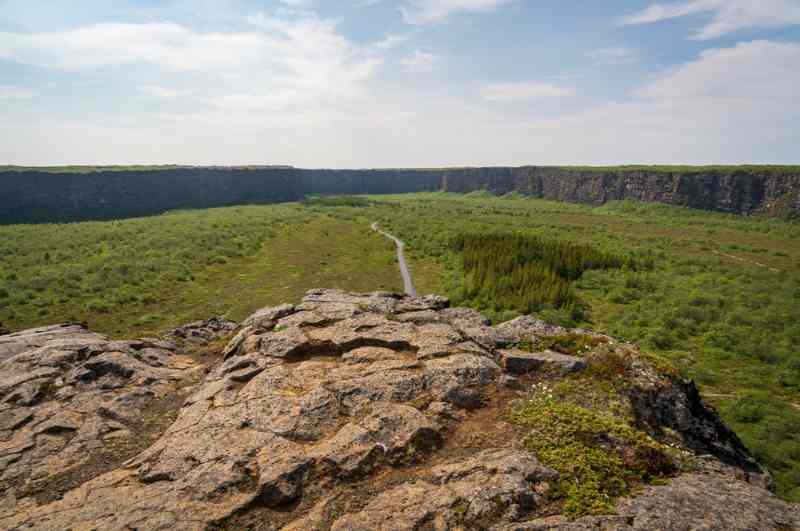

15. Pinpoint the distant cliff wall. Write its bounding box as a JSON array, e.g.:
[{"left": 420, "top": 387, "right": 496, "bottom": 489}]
[
  {"left": 1, "top": 166, "right": 798, "bottom": 224},
  {"left": 0, "top": 168, "right": 303, "bottom": 224},
  {"left": 440, "top": 167, "right": 800, "bottom": 216}
]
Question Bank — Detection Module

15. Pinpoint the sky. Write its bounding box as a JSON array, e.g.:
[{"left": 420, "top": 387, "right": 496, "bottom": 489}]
[{"left": 1, "top": 0, "right": 799, "bottom": 167}]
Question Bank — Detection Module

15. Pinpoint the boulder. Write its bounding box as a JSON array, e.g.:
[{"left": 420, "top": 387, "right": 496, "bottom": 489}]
[
  {"left": 500, "top": 349, "right": 587, "bottom": 375},
  {"left": 499, "top": 473, "right": 800, "bottom": 530},
  {"left": 329, "top": 449, "right": 557, "bottom": 530},
  {"left": 167, "top": 316, "right": 238, "bottom": 346}
]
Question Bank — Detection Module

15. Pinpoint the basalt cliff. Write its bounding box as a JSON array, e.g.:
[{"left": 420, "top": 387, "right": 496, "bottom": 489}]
[
  {"left": 1, "top": 166, "right": 799, "bottom": 223},
  {"left": 1, "top": 289, "right": 797, "bottom": 530}
]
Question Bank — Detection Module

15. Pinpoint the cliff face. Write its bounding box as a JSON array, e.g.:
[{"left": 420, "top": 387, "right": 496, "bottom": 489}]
[
  {"left": 1, "top": 166, "right": 799, "bottom": 223},
  {"left": 441, "top": 166, "right": 800, "bottom": 216},
  {"left": 0, "top": 168, "right": 303, "bottom": 224}
]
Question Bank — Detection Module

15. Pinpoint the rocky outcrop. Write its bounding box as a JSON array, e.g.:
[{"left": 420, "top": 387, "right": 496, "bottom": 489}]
[
  {"left": 501, "top": 473, "right": 800, "bottom": 530},
  {"left": 2, "top": 166, "right": 799, "bottom": 223},
  {"left": 329, "top": 449, "right": 558, "bottom": 530},
  {"left": 0, "top": 324, "right": 203, "bottom": 507},
  {"left": 167, "top": 317, "right": 239, "bottom": 347},
  {"left": 0, "top": 290, "right": 796, "bottom": 530},
  {"left": 498, "top": 350, "right": 587, "bottom": 375}
]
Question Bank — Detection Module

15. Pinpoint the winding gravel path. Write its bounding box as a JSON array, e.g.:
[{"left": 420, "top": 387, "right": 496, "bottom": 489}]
[{"left": 371, "top": 222, "right": 417, "bottom": 296}]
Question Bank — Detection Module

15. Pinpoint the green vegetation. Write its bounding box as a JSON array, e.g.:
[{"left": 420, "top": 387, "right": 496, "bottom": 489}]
[
  {"left": 364, "top": 192, "right": 799, "bottom": 501},
  {"left": 510, "top": 394, "right": 674, "bottom": 518},
  {"left": 301, "top": 195, "right": 372, "bottom": 207},
  {"left": 0, "top": 206, "right": 400, "bottom": 336},
  {"left": 509, "top": 346, "right": 688, "bottom": 518},
  {"left": 0, "top": 165, "right": 189, "bottom": 173},
  {"left": 0, "top": 191, "right": 798, "bottom": 501},
  {"left": 452, "top": 232, "right": 649, "bottom": 317},
  {"left": 0, "top": 165, "right": 294, "bottom": 173},
  {"left": 519, "top": 333, "right": 609, "bottom": 357}
]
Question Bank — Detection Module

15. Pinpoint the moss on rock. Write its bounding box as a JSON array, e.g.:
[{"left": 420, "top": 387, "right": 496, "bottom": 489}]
[{"left": 509, "top": 394, "right": 675, "bottom": 518}]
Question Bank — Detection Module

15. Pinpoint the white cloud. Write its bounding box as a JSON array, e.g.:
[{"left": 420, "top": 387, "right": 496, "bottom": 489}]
[
  {"left": 481, "top": 81, "right": 574, "bottom": 101},
  {"left": 2, "top": 30, "right": 799, "bottom": 167},
  {"left": 0, "top": 14, "right": 382, "bottom": 115},
  {"left": 137, "top": 85, "right": 189, "bottom": 99},
  {"left": 0, "top": 15, "right": 379, "bottom": 80},
  {"left": 507, "top": 39, "right": 800, "bottom": 164},
  {"left": 374, "top": 32, "right": 411, "bottom": 49},
  {"left": 0, "top": 23, "right": 264, "bottom": 71},
  {"left": 586, "top": 46, "right": 639, "bottom": 65},
  {"left": 621, "top": 0, "right": 800, "bottom": 40},
  {"left": 400, "top": 0, "right": 516, "bottom": 25},
  {"left": 0, "top": 86, "right": 34, "bottom": 100},
  {"left": 401, "top": 49, "right": 440, "bottom": 72},
  {"left": 634, "top": 40, "right": 800, "bottom": 101}
]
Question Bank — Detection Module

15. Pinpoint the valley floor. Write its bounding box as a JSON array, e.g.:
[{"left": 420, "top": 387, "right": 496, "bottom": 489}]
[{"left": 0, "top": 193, "right": 798, "bottom": 501}]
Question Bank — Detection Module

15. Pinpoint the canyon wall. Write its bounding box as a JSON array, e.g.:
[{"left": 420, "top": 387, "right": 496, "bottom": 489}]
[
  {"left": 439, "top": 166, "right": 800, "bottom": 216},
  {"left": 1, "top": 166, "right": 798, "bottom": 224}
]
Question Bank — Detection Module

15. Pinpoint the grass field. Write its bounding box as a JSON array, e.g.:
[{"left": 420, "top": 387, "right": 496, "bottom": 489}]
[
  {"left": 0, "top": 192, "right": 798, "bottom": 501},
  {"left": 0, "top": 206, "right": 400, "bottom": 337},
  {"left": 368, "top": 193, "right": 800, "bottom": 501}
]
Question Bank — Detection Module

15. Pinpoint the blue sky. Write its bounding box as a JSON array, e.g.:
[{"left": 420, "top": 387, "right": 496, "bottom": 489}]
[{"left": 1, "top": 0, "right": 799, "bottom": 167}]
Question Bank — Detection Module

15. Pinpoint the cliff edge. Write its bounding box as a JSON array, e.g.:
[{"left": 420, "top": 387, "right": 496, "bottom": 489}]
[
  {"left": 0, "top": 289, "right": 797, "bottom": 530},
  {"left": 2, "top": 166, "right": 799, "bottom": 223}
]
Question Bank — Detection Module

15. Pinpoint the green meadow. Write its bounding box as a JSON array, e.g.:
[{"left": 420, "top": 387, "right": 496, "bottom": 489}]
[{"left": 0, "top": 192, "right": 798, "bottom": 501}]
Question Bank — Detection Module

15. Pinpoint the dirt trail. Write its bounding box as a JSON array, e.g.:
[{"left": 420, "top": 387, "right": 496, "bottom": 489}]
[{"left": 371, "top": 222, "right": 417, "bottom": 296}]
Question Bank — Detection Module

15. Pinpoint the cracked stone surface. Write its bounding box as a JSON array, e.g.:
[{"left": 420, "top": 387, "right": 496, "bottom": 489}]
[
  {"left": 0, "top": 289, "right": 796, "bottom": 531},
  {"left": 167, "top": 317, "right": 239, "bottom": 347},
  {"left": 498, "top": 473, "right": 800, "bottom": 530},
  {"left": 499, "top": 349, "right": 587, "bottom": 375},
  {"left": 329, "top": 449, "right": 558, "bottom": 531},
  {"left": 0, "top": 323, "right": 202, "bottom": 511}
]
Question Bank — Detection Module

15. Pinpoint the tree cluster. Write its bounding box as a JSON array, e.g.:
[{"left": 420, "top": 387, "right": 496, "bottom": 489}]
[{"left": 451, "top": 232, "right": 649, "bottom": 314}]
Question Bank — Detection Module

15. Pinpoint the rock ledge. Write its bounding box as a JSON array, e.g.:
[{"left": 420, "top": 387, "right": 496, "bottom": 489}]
[{"left": 0, "top": 289, "right": 796, "bottom": 531}]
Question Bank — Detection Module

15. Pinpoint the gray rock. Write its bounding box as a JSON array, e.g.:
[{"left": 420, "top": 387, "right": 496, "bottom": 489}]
[
  {"left": 496, "top": 315, "right": 569, "bottom": 341},
  {"left": 330, "top": 449, "right": 557, "bottom": 530},
  {"left": 500, "top": 473, "right": 800, "bottom": 531},
  {"left": 500, "top": 349, "right": 587, "bottom": 375},
  {"left": 0, "top": 324, "right": 199, "bottom": 506},
  {"left": 1, "top": 289, "right": 794, "bottom": 531},
  {"left": 498, "top": 373, "right": 520, "bottom": 388},
  {"left": 241, "top": 303, "right": 296, "bottom": 329},
  {"left": 167, "top": 316, "right": 238, "bottom": 346},
  {"left": 496, "top": 316, "right": 608, "bottom": 343},
  {"left": 0, "top": 323, "right": 105, "bottom": 362}
]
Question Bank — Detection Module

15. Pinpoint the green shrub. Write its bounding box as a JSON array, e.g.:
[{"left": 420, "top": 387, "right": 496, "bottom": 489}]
[
  {"left": 86, "top": 299, "right": 111, "bottom": 314},
  {"left": 537, "top": 308, "right": 577, "bottom": 328},
  {"left": 520, "top": 333, "right": 609, "bottom": 357},
  {"left": 728, "top": 397, "right": 768, "bottom": 423},
  {"left": 510, "top": 397, "right": 674, "bottom": 518},
  {"left": 302, "top": 195, "right": 371, "bottom": 207}
]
